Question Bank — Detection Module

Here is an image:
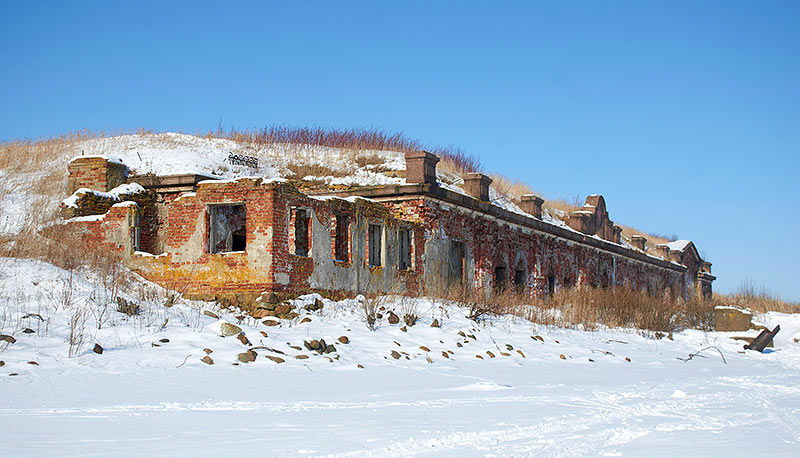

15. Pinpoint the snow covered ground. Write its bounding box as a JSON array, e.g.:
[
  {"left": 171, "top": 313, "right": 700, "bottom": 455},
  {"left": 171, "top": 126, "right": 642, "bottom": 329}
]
[{"left": 1, "top": 258, "right": 799, "bottom": 457}]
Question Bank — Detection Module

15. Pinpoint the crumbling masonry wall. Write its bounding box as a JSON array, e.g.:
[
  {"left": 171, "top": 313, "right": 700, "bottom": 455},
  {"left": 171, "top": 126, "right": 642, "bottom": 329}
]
[
  {"left": 60, "top": 152, "right": 714, "bottom": 302},
  {"left": 381, "top": 197, "right": 686, "bottom": 298}
]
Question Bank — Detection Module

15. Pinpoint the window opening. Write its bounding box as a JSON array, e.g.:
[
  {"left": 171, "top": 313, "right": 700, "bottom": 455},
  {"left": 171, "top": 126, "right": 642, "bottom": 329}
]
[
  {"left": 398, "top": 228, "right": 412, "bottom": 270},
  {"left": 334, "top": 214, "right": 349, "bottom": 261},
  {"left": 368, "top": 223, "right": 382, "bottom": 267},
  {"left": 294, "top": 209, "right": 310, "bottom": 256},
  {"left": 547, "top": 275, "right": 556, "bottom": 296},
  {"left": 209, "top": 204, "right": 246, "bottom": 253},
  {"left": 513, "top": 258, "right": 525, "bottom": 291},
  {"left": 494, "top": 262, "right": 507, "bottom": 291},
  {"left": 448, "top": 241, "right": 465, "bottom": 284},
  {"left": 130, "top": 210, "right": 141, "bottom": 252}
]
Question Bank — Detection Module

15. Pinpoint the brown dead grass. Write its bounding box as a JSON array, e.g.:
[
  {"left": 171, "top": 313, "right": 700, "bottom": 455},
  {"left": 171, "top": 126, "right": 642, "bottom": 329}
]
[
  {"left": 713, "top": 281, "right": 799, "bottom": 314},
  {"left": 425, "top": 276, "right": 713, "bottom": 333}
]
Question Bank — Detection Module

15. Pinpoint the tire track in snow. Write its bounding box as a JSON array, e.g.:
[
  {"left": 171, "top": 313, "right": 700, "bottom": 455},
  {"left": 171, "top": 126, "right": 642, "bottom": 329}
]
[{"left": 314, "top": 373, "right": 799, "bottom": 458}]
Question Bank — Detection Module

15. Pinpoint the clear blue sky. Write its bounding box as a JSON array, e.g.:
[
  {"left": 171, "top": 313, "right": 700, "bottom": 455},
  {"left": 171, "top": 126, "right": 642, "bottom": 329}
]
[{"left": 2, "top": 1, "right": 799, "bottom": 301}]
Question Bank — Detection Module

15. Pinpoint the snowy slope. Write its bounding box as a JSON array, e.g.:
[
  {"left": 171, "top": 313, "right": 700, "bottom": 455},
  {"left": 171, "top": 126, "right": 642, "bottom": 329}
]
[{"left": 1, "top": 258, "right": 799, "bottom": 457}]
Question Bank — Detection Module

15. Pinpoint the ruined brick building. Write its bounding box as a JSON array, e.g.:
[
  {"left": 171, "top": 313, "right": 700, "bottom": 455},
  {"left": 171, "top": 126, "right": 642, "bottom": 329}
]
[{"left": 60, "top": 151, "right": 715, "bottom": 301}]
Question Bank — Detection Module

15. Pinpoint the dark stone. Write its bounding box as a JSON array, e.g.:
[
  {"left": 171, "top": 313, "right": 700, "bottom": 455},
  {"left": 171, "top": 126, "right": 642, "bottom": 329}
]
[
  {"left": 430, "top": 319, "right": 440, "bottom": 328},
  {"left": 237, "top": 333, "right": 251, "bottom": 346},
  {"left": 0, "top": 335, "right": 16, "bottom": 344},
  {"left": 201, "top": 355, "right": 214, "bottom": 365},
  {"left": 388, "top": 312, "right": 400, "bottom": 324},
  {"left": 93, "top": 344, "right": 103, "bottom": 354},
  {"left": 337, "top": 336, "right": 349, "bottom": 344},
  {"left": 22, "top": 328, "right": 34, "bottom": 334}
]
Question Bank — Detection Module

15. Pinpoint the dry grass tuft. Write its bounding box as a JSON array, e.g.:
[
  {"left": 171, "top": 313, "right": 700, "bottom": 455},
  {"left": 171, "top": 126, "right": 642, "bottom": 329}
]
[{"left": 713, "top": 281, "right": 799, "bottom": 314}]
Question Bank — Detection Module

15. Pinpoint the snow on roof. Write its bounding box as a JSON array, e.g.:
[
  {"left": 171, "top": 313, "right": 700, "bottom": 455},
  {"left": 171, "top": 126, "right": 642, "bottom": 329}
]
[
  {"left": 69, "top": 154, "right": 126, "bottom": 166},
  {"left": 61, "top": 183, "right": 146, "bottom": 208},
  {"left": 196, "top": 177, "right": 287, "bottom": 186},
  {"left": 65, "top": 214, "right": 106, "bottom": 223},
  {"left": 715, "top": 305, "right": 752, "bottom": 314},
  {"left": 664, "top": 240, "right": 692, "bottom": 252}
]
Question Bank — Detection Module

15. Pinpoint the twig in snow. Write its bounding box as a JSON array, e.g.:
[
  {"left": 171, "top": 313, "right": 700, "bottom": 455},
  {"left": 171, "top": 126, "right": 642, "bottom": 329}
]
[
  {"left": 678, "top": 346, "right": 727, "bottom": 365},
  {"left": 591, "top": 349, "right": 614, "bottom": 357},
  {"left": 176, "top": 354, "right": 191, "bottom": 368}
]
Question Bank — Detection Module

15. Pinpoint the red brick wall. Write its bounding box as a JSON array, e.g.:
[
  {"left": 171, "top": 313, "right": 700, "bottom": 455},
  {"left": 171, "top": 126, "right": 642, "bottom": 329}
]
[
  {"left": 382, "top": 197, "right": 687, "bottom": 299},
  {"left": 67, "top": 157, "right": 128, "bottom": 194}
]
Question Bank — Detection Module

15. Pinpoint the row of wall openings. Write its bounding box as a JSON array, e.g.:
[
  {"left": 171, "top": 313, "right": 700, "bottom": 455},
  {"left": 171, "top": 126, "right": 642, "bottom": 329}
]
[
  {"left": 368, "top": 224, "right": 414, "bottom": 270},
  {"left": 208, "top": 204, "right": 247, "bottom": 253},
  {"left": 494, "top": 258, "right": 528, "bottom": 292}
]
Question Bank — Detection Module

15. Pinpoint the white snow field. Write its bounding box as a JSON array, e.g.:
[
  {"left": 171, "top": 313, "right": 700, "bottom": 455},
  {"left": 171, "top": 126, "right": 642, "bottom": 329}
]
[{"left": 1, "top": 258, "right": 799, "bottom": 457}]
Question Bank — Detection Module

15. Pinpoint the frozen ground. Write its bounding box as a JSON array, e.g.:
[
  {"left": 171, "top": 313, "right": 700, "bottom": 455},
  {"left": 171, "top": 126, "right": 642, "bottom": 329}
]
[{"left": 1, "top": 258, "right": 799, "bottom": 457}]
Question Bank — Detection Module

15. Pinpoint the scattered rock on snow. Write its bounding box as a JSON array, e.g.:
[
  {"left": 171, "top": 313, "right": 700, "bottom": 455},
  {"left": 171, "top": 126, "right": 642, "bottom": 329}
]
[
  {"left": 262, "top": 318, "right": 280, "bottom": 327},
  {"left": 201, "top": 355, "right": 214, "bottom": 365},
  {"left": 237, "top": 350, "right": 257, "bottom": 363},
  {"left": 300, "top": 317, "right": 312, "bottom": 324},
  {"left": 323, "top": 344, "right": 336, "bottom": 354},
  {"left": 236, "top": 333, "right": 251, "bottom": 346},
  {"left": 388, "top": 312, "right": 400, "bottom": 324},
  {"left": 203, "top": 348, "right": 213, "bottom": 354},
  {"left": 0, "top": 335, "right": 16, "bottom": 344},
  {"left": 266, "top": 355, "right": 285, "bottom": 364},
  {"left": 22, "top": 328, "right": 35, "bottom": 334},
  {"left": 203, "top": 310, "right": 219, "bottom": 319},
  {"left": 516, "top": 350, "right": 525, "bottom": 358},
  {"left": 219, "top": 322, "right": 242, "bottom": 337},
  {"left": 93, "top": 344, "right": 103, "bottom": 354},
  {"left": 304, "top": 298, "right": 324, "bottom": 312},
  {"left": 28, "top": 361, "right": 38, "bottom": 366},
  {"left": 0, "top": 361, "right": 4, "bottom": 367},
  {"left": 295, "top": 354, "right": 309, "bottom": 360},
  {"left": 486, "top": 351, "right": 495, "bottom": 358},
  {"left": 337, "top": 336, "right": 349, "bottom": 344},
  {"left": 357, "top": 364, "right": 364, "bottom": 369},
  {"left": 430, "top": 319, "right": 440, "bottom": 328},
  {"left": 559, "top": 354, "right": 566, "bottom": 360},
  {"left": 420, "top": 346, "right": 430, "bottom": 352},
  {"left": 441, "top": 351, "right": 449, "bottom": 359},
  {"left": 260, "top": 331, "right": 268, "bottom": 337},
  {"left": 390, "top": 350, "right": 401, "bottom": 359},
  {"left": 625, "top": 357, "right": 631, "bottom": 362},
  {"left": 159, "top": 338, "right": 169, "bottom": 343}
]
